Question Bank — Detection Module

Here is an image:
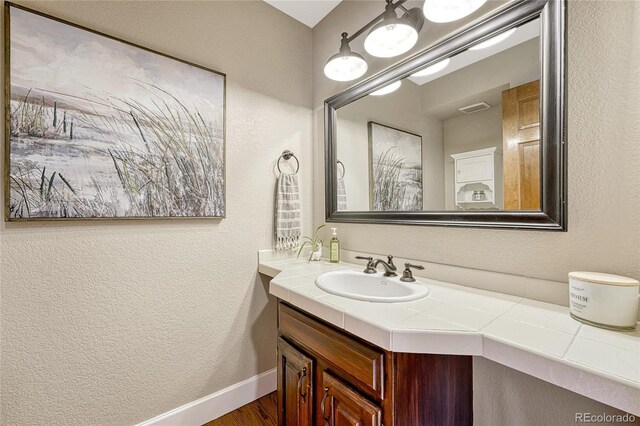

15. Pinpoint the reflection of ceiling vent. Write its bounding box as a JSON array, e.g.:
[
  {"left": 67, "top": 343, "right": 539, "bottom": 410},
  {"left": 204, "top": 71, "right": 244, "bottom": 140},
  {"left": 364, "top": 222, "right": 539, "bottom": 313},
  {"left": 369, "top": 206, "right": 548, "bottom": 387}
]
[{"left": 458, "top": 101, "right": 492, "bottom": 114}]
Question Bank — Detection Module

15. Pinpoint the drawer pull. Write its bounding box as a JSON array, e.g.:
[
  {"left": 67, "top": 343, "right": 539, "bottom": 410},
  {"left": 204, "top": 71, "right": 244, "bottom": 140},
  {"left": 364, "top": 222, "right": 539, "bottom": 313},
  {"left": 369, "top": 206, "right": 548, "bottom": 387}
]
[
  {"left": 297, "top": 367, "right": 307, "bottom": 402},
  {"left": 321, "top": 386, "right": 330, "bottom": 425}
]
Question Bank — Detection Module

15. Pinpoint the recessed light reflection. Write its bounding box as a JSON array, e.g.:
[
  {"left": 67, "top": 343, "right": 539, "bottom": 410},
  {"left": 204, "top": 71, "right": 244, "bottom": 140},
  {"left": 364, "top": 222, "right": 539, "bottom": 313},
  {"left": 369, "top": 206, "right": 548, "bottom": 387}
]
[
  {"left": 411, "top": 58, "right": 451, "bottom": 77},
  {"left": 370, "top": 80, "right": 402, "bottom": 96},
  {"left": 469, "top": 28, "right": 516, "bottom": 50}
]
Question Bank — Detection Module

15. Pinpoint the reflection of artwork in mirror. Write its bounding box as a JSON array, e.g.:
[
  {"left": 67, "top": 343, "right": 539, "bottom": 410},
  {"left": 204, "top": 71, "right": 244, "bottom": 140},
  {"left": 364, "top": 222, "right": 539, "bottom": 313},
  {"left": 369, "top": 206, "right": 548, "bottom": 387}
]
[{"left": 368, "top": 122, "right": 422, "bottom": 212}]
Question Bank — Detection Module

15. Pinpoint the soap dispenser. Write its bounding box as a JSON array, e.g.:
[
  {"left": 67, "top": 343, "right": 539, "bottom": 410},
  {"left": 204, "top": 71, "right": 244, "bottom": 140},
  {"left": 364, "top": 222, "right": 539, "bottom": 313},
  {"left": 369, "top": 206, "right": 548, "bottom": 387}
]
[{"left": 329, "top": 228, "right": 340, "bottom": 263}]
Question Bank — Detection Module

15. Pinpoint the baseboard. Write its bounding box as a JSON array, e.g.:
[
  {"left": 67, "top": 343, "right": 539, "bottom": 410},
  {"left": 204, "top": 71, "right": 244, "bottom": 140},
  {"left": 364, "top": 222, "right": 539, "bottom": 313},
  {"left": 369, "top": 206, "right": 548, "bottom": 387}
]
[{"left": 137, "top": 368, "right": 277, "bottom": 426}]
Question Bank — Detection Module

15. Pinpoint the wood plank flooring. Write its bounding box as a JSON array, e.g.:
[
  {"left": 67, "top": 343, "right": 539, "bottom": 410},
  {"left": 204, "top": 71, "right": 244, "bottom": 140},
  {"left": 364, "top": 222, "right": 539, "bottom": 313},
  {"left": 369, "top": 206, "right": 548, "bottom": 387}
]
[{"left": 202, "top": 392, "right": 277, "bottom": 426}]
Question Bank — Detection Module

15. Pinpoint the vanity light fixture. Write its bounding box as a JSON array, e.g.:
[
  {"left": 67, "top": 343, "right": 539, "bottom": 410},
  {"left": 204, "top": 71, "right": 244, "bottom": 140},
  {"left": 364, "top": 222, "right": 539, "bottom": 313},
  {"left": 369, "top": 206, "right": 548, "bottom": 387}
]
[
  {"left": 370, "top": 80, "right": 402, "bottom": 96},
  {"left": 324, "top": 0, "right": 424, "bottom": 81},
  {"left": 324, "top": 33, "right": 368, "bottom": 81},
  {"left": 411, "top": 57, "right": 450, "bottom": 77},
  {"left": 364, "top": 2, "right": 420, "bottom": 58},
  {"left": 469, "top": 27, "right": 516, "bottom": 50},
  {"left": 423, "top": 0, "right": 487, "bottom": 23}
]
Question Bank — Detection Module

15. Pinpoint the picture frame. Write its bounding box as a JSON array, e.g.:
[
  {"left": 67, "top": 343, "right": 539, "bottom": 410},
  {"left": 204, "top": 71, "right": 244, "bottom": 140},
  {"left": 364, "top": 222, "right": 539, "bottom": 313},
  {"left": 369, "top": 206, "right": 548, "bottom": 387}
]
[
  {"left": 367, "top": 121, "right": 423, "bottom": 212},
  {"left": 4, "top": 2, "right": 226, "bottom": 221}
]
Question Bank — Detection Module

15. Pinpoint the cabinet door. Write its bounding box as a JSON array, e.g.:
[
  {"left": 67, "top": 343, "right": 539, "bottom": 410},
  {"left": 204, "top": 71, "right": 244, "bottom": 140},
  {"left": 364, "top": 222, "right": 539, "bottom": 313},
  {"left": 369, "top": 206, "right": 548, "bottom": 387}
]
[
  {"left": 456, "top": 154, "right": 494, "bottom": 183},
  {"left": 320, "top": 371, "right": 381, "bottom": 426},
  {"left": 277, "top": 338, "right": 313, "bottom": 426}
]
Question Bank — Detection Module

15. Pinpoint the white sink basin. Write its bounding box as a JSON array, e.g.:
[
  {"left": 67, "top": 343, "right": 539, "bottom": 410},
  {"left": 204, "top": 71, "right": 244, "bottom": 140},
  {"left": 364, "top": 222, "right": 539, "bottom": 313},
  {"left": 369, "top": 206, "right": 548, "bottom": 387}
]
[{"left": 315, "top": 270, "right": 429, "bottom": 303}]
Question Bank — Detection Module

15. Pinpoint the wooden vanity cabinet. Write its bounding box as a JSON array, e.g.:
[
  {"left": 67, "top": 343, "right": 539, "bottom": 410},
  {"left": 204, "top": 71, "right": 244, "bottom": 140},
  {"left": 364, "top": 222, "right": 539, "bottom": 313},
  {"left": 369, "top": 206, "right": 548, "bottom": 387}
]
[
  {"left": 277, "top": 337, "right": 313, "bottom": 426},
  {"left": 277, "top": 302, "right": 472, "bottom": 426}
]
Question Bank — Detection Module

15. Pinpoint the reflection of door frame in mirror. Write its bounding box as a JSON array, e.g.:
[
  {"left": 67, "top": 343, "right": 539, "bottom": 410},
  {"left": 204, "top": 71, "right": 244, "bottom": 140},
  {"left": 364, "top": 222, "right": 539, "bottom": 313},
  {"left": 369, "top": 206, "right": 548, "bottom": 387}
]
[{"left": 324, "top": 0, "right": 566, "bottom": 230}]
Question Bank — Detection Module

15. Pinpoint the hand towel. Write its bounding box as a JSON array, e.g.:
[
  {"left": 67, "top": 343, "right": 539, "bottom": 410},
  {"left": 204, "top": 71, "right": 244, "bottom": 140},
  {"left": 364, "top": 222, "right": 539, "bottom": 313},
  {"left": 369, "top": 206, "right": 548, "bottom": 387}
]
[
  {"left": 276, "top": 173, "right": 301, "bottom": 250},
  {"left": 337, "top": 178, "right": 348, "bottom": 211}
]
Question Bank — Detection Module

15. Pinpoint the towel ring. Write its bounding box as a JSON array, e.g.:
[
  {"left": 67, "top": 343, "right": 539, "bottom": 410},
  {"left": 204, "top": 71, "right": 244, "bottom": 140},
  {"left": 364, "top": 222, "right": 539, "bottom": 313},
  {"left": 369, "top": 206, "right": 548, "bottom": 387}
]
[
  {"left": 337, "top": 160, "right": 345, "bottom": 179},
  {"left": 277, "top": 150, "right": 299, "bottom": 174}
]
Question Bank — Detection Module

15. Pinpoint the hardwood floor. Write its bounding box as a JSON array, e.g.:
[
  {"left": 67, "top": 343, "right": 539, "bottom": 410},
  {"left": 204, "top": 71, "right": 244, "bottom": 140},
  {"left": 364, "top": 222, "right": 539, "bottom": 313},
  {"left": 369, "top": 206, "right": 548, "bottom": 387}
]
[{"left": 202, "top": 392, "right": 277, "bottom": 426}]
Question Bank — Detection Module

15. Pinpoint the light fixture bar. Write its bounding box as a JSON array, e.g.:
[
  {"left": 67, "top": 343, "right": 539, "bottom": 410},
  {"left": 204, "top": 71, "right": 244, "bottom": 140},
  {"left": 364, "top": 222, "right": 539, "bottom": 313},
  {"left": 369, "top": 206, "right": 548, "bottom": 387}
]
[
  {"left": 342, "top": 0, "right": 409, "bottom": 44},
  {"left": 324, "top": 0, "right": 424, "bottom": 81}
]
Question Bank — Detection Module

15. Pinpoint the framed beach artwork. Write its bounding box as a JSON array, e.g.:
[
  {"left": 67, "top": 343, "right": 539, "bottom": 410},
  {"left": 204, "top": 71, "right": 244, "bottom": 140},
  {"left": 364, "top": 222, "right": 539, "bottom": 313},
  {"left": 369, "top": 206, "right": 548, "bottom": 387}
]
[
  {"left": 4, "top": 3, "right": 226, "bottom": 220},
  {"left": 368, "top": 122, "right": 422, "bottom": 212}
]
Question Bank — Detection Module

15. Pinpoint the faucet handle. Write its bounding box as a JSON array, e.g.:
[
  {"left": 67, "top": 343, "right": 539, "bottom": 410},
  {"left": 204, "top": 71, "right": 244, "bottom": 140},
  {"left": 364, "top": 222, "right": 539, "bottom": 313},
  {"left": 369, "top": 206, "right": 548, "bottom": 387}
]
[
  {"left": 400, "top": 263, "right": 425, "bottom": 282},
  {"left": 387, "top": 255, "right": 396, "bottom": 269},
  {"left": 405, "top": 263, "right": 424, "bottom": 270},
  {"left": 355, "top": 256, "right": 376, "bottom": 274}
]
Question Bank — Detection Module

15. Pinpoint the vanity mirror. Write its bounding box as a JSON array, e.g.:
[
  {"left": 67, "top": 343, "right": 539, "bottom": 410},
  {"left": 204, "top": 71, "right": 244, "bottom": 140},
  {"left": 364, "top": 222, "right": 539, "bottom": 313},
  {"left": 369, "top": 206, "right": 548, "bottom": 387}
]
[{"left": 325, "top": 0, "right": 566, "bottom": 230}]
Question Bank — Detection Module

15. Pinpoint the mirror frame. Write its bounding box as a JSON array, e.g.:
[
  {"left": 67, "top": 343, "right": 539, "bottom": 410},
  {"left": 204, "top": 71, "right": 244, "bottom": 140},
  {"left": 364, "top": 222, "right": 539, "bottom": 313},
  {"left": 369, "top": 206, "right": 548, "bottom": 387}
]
[{"left": 324, "top": 0, "right": 566, "bottom": 230}]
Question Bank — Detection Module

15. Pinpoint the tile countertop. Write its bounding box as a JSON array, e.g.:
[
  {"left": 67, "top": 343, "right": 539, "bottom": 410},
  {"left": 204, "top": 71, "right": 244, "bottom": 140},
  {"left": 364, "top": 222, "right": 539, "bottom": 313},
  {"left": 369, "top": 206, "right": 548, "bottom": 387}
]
[{"left": 258, "top": 257, "right": 640, "bottom": 416}]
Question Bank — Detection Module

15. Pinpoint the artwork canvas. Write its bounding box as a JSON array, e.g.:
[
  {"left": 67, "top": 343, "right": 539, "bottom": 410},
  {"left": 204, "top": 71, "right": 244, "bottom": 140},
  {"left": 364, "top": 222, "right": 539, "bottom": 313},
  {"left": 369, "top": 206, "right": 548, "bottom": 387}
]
[
  {"left": 5, "top": 4, "right": 226, "bottom": 220},
  {"left": 368, "top": 122, "right": 422, "bottom": 211}
]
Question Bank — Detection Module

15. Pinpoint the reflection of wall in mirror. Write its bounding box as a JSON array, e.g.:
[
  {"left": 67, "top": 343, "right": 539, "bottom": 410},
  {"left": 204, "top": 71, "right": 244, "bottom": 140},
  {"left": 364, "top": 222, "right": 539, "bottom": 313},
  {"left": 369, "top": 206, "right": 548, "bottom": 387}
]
[
  {"left": 336, "top": 79, "right": 444, "bottom": 211},
  {"left": 444, "top": 107, "right": 503, "bottom": 210},
  {"left": 435, "top": 38, "right": 540, "bottom": 211}
]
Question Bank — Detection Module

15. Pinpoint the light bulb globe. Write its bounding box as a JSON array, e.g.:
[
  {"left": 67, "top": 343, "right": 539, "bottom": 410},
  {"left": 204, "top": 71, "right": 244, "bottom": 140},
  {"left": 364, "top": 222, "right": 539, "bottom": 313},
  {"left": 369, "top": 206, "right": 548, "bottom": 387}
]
[
  {"left": 364, "top": 17, "right": 419, "bottom": 58},
  {"left": 324, "top": 51, "right": 368, "bottom": 81}
]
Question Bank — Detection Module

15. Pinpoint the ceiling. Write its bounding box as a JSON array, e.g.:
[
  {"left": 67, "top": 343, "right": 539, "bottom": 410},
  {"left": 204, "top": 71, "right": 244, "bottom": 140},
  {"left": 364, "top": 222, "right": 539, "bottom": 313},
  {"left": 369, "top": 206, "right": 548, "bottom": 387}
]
[{"left": 264, "top": 0, "right": 343, "bottom": 28}]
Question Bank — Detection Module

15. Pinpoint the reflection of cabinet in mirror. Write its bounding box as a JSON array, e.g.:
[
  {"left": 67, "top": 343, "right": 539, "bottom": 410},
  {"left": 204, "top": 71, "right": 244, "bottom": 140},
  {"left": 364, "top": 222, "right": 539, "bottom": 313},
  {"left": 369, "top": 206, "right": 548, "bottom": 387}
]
[{"left": 451, "top": 147, "right": 502, "bottom": 210}]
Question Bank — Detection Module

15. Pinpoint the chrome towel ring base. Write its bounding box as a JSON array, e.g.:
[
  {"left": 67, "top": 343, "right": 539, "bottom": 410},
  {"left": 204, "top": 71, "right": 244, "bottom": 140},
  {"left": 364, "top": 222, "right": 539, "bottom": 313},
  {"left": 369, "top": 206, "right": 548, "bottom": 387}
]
[{"left": 277, "top": 150, "right": 300, "bottom": 174}]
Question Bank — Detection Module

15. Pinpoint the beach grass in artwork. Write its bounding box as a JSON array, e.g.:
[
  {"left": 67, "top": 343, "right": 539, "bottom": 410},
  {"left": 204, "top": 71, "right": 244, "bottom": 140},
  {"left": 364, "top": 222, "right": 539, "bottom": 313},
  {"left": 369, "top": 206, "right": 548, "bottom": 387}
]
[
  {"left": 368, "top": 122, "right": 422, "bottom": 211},
  {"left": 6, "top": 5, "right": 225, "bottom": 219}
]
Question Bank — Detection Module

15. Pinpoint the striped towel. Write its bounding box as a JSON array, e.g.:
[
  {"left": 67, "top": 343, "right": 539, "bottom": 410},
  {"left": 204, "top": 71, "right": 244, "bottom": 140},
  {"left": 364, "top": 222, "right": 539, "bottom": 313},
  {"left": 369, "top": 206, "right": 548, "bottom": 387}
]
[
  {"left": 337, "top": 178, "right": 348, "bottom": 211},
  {"left": 275, "top": 173, "right": 301, "bottom": 250}
]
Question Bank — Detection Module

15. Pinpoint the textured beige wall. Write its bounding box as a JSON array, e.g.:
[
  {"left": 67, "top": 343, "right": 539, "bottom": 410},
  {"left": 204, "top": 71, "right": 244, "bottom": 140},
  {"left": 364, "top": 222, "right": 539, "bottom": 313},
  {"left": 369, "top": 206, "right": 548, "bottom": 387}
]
[
  {"left": 312, "top": 0, "right": 640, "bottom": 421},
  {"left": 0, "top": 1, "right": 312, "bottom": 425}
]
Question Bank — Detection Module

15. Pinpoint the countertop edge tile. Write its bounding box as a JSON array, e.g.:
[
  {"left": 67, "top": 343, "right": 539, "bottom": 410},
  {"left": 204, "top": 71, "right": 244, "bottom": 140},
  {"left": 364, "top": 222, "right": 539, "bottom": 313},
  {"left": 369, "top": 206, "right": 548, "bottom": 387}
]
[{"left": 483, "top": 336, "right": 640, "bottom": 416}]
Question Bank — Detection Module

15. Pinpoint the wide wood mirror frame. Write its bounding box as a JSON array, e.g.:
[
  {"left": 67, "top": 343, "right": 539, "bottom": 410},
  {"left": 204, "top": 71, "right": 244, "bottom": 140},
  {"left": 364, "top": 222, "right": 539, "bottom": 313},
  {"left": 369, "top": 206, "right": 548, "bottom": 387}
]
[{"left": 324, "top": 0, "right": 566, "bottom": 230}]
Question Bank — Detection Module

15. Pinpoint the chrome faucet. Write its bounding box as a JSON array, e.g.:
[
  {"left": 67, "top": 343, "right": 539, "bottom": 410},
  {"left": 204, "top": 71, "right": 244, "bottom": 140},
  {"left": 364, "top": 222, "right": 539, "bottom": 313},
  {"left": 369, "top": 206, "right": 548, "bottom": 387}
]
[{"left": 372, "top": 255, "right": 397, "bottom": 277}]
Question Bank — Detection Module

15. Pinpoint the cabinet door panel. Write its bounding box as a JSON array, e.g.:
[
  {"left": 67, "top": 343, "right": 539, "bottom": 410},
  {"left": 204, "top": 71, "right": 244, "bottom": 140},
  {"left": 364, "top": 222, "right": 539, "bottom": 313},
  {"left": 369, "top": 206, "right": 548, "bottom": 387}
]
[
  {"left": 321, "top": 371, "right": 381, "bottom": 426},
  {"left": 456, "top": 155, "right": 494, "bottom": 183},
  {"left": 277, "top": 338, "right": 313, "bottom": 426}
]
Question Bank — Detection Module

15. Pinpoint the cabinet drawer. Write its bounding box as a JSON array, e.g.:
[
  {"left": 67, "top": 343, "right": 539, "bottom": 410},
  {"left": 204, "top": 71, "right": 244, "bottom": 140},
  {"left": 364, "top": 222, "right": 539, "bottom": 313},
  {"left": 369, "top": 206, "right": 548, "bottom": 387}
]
[{"left": 279, "top": 303, "right": 385, "bottom": 399}]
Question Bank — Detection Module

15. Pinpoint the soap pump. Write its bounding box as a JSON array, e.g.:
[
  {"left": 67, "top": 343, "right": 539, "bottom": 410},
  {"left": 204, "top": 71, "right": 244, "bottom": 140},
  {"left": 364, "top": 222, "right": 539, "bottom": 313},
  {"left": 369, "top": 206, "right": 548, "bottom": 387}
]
[{"left": 329, "top": 228, "right": 340, "bottom": 263}]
